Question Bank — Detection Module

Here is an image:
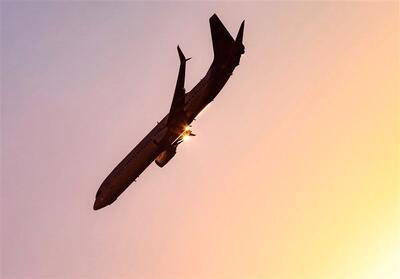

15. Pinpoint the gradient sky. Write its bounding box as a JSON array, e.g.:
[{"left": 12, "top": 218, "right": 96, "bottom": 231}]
[{"left": 1, "top": 1, "right": 399, "bottom": 278}]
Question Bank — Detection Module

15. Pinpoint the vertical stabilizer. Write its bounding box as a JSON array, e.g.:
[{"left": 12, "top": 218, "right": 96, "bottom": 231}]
[{"left": 209, "top": 14, "right": 234, "bottom": 63}]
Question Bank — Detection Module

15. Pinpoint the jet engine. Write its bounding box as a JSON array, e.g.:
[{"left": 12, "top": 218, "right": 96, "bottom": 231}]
[{"left": 155, "top": 146, "right": 177, "bottom": 168}]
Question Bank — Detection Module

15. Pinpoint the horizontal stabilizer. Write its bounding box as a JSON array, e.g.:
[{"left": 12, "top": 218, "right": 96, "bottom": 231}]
[{"left": 236, "top": 20, "right": 245, "bottom": 44}]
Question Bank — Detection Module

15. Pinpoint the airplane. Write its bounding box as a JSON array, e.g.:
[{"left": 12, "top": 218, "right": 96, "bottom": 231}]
[{"left": 94, "top": 14, "right": 245, "bottom": 210}]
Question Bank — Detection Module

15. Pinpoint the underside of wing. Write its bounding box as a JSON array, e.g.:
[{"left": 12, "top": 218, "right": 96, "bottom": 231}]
[{"left": 168, "top": 46, "right": 189, "bottom": 126}]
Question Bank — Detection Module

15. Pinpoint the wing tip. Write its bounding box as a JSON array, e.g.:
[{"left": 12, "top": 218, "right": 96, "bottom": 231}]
[{"left": 177, "top": 45, "right": 191, "bottom": 62}]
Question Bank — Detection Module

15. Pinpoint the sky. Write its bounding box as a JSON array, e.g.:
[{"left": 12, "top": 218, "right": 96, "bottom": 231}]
[{"left": 1, "top": 1, "right": 399, "bottom": 278}]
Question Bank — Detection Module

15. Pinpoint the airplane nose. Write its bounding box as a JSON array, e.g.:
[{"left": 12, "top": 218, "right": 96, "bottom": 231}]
[
  {"left": 93, "top": 201, "right": 100, "bottom": 210},
  {"left": 93, "top": 199, "right": 104, "bottom": 210}
]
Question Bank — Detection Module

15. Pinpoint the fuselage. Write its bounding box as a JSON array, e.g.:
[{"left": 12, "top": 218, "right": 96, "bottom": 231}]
[{"left": 94, "top": 61, "right": 240, "bottom": 210}]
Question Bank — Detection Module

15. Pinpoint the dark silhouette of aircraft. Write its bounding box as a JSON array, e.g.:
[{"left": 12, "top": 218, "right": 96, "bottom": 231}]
[{"left": 94, "top": 14, "right": 245, "bottom": 210}]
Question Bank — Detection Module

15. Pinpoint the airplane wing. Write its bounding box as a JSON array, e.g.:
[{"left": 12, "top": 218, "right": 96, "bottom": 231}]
[{"left": 167, "top": 46, "right": 190, "bottom": 127}]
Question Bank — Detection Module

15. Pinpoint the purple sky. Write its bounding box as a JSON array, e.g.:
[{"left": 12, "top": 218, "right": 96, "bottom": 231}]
[{"left": 1, "top": 2, "right": 398, "bottom": 278}]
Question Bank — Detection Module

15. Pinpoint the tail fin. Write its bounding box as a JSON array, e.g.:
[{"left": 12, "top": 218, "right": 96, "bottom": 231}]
[{"left": 209, "top": 14, "right": 234, "bottom": 62}]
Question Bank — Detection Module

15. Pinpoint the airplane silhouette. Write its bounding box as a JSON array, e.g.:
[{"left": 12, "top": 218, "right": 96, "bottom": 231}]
[{"left": 94, "top": 14, "right": 245, "bottom": 210}]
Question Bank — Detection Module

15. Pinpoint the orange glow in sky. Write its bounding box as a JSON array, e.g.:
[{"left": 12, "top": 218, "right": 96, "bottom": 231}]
[{"left": 1, "top": 1, "right": 398, "bottom": 278}]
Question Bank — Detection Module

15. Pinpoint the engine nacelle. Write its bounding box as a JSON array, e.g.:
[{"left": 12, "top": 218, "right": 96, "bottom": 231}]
[{"left": 155, "top": 146, "right": 177, "bottom": 168}]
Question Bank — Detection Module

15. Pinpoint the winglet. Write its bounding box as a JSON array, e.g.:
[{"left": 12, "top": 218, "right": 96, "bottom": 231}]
[
  {"left": 236, "top": 20, "right": 245, "bottom": 44},
  {"left": 177, "top": 45, "right": 191, "bottom": 62}
]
